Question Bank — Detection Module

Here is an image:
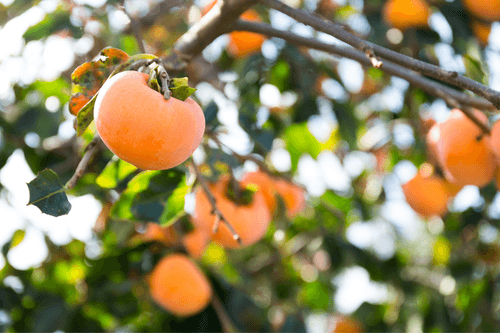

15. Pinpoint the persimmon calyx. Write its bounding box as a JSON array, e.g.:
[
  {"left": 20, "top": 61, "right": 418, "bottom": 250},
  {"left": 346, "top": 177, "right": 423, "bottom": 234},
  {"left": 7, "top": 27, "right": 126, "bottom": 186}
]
[{"left": 146, "top": 63, "right": 196, "bottom": 101}]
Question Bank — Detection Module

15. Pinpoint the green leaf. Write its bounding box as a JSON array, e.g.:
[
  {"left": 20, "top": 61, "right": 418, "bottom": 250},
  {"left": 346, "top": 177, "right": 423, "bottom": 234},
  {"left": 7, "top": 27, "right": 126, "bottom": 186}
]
[
  {"left": 96, "top": 157, "right": 137, "bottom": 189},
  {"left": 111, "top": 169, "right": 185, "bottom": 222},
  {"left": 23, "top": 10, "right": 81, "bottom": 42},
  {"left": 169, "top": 77, "right": 196, "bottom": 101},
  {"left": 159, "top": 180, "right": 189, "bottom": 227},
  {"left": 463, "top": 54, "right": 487, "bottom": 84},
  {"left": 75, "top": 93, "right": 97, "bottom": 136},
  {"left": 284, "top": 123, "right": 322, "bottom": 169},
  {"left": 27, "top": 169, "right": 71, "bottom": 217},
  {"left": 10, "top": 230, "right": 25, "bottom": 249}
]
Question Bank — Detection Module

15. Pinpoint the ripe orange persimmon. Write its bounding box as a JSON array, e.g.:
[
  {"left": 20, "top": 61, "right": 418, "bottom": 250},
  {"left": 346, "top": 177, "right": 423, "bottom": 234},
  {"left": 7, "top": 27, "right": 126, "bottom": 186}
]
[
  {"left": 203, "top": 0, "right": 265, "bottom": 58},
  {"left": 148, "top": 253, "right": 212, "bottom": 317},
  {"left": 274, "top": 179, "right": 306, "bottom": 218},
  {"left": 430, "top": 109, "right": 495, "bottom": 187},
  {"left": 462, "top": 0, "right": 500, "bottom": 22},
  {"left": 193, "top": 175, "right": 271, "bottom": 249},
  {"left": 94, "top": 71, "right": 205, "bottom": 170},
  {"left": 402, "top": 163, "right": 452, "bottom": 217},
  {"left": 382, "top": 0, "right": 430, "bottom": 31}
]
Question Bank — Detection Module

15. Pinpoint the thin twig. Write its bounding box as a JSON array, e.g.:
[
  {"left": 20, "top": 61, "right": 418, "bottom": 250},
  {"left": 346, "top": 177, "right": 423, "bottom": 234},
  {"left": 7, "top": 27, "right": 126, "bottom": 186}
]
[
  {"left": 121, "top": 2, "right": 146, "bottom": 53},
  {"left": 65, "top": 135, "right": 102, "bottom": 190},
  {"left": 189, "top": 161, "right": 241, "bottom": 243},
  {"left": 211, "top": 294, "right": 238, "bottom": 333},
  {"left": 259, "top": 0, "right": 500, "bottom": 109},
  {"left": 231, "top": 20, "right": 496, "bottom": 111}
]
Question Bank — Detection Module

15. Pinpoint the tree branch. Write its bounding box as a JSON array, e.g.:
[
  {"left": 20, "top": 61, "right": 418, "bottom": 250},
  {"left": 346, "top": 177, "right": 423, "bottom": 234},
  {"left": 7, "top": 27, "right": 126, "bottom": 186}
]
[
  {"left": 259, "top": 0, "right": 500, "bottom": 109},
  {"left": 168, "top": 0, "right": 259, "bottom": 60},
  {"left": 65, "top": 135, "right": 102, "bottom": 190},
  {"left": 231, "top": 20, "right": 496, "bottom": 112},
  {"left": 189, "top": 161, "right": 242, "bottom": 244}
]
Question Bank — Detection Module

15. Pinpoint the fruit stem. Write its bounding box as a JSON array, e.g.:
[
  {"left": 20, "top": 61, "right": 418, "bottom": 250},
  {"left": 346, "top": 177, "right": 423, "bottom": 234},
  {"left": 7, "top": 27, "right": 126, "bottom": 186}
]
[{"left": 157, "top": 65, "right": 171, "bottom": 100}]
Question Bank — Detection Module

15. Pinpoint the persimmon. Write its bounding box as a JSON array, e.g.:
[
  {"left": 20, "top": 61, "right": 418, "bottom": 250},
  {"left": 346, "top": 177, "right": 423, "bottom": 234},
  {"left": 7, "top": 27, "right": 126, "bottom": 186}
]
[
  {"left": 203, "top": 0, "right": 265, "bottom": 58},
  {"left": 487, "top": 120, "right": 500, "bottom": 162},
  {"left": 193, "top": 175, "right": 271, "bottom": 249},
  {"left": 327, "top": 315, "right": 363, "bottom": 333},
  {"left": 382, "top": 0, "right": 430, "bottom": 31},
  {"left": 471, "top": 20, "right": 491, "bottom": 45},
  {"left": 431, "top": 109, "right": 495, "bottom": 187},
  {"left": 402, "top": 163, "right": 452, "bottom": 217},
  {"left": 274, "top": 179, "right": 306, "bottom": 218},
  {"left": 94, "top": 71, "right": 205, "bottom": 170},
  {"left": 462, "top": 0, "right": 500, "bottom": 22},
  {"left": 241, "top": 170, "right": 277, "bottom": 212},
  {"left": 148, "top": 253, "right": 212, "bottom": 317}
]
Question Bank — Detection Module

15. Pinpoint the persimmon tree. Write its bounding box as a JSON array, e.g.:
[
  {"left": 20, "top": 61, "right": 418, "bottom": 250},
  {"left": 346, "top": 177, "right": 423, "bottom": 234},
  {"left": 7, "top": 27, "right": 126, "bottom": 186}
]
[{"left": 2, "top": 0, "right": 500, "bottom": 332}]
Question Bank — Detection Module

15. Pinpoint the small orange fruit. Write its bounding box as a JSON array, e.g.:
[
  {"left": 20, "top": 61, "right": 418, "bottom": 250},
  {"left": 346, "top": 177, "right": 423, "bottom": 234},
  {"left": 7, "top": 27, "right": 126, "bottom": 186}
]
[
  {"left": 462, "top": 0, "right": 500, "bottom": 22},
  {"left": 203, "top": 0, "right": 265, "bottom": 58},
  {"left": 382, "top": 0, "right": 430, "bottom": 31},
  {"left": 327, "top": 315, "right": 363, "bottom": 333},
  {"left": 274, "top": 179, "right": 306, "bottom": 218},
  {"left": 149, "top": 253, "right": 212, "bottom": 317},
  {"left": 94, "top": 71, "right": 205, "bottom": 170},
  {"left": 193, "top": 175, "right": 271, "bottom": 249},
  {"left": 402, "top": 163, "right": 452, "bottom": 217},
  {"left": 431, "top": 109, "right": 495, "bottom": 187}
]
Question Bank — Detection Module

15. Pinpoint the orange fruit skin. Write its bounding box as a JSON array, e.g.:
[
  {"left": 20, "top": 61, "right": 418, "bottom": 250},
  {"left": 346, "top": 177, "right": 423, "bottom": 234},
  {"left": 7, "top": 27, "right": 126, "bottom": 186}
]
[
  {"left": 433, "top": 109, "right": 495, "bottom": 187},
  {"left": 327, "top": 315, "right": 363, "bottom": 333},
  {"left": 274, "top": 179, "right": 306, "bottom": 218},
  {"left": 203, "top": 1, "right": 265, "bottom": 58},
  {"left": 488, "top": 120, "right": 500, "bottom": 162},
  {"left": 136, "top": 222, "right": 178, "bottom": 246},
  {"left": 94, "top": 71, "right": 205, "bottom": 170},
  {"left": 149, "top": 254, "right": 212, "bottom": 317},
  {"left": 462, "top": 0, "right": 500, "bottom": 22},
  {"left": 495, "top": 168, "right": 500, "bottom": 191},
  {"left": 193, "top": 175, "right": 271, "bottom": 249},
  {"left": 182, "top": 226, "right": 210, "bottom": 259},
  {"left": 402, "top": 167, "right": 451, "bottom": 217},
  {"left": 471, "top": 20, "right": 491, "bottom": 45},
  {"left": 382, "top": 0, "right": 430, "bottom": 31},
  {"left": 241, "top": 170, "right": 277, "bottom": 212},
  {"left": 227, "top": 10, "right": 266, "bottom": 58}
]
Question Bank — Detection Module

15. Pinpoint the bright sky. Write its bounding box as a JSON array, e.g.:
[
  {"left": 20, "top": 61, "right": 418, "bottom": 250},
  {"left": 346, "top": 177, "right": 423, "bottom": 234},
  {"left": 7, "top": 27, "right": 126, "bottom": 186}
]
[{"left": 1, "top": 0, "right": 500, "bottom": 323}]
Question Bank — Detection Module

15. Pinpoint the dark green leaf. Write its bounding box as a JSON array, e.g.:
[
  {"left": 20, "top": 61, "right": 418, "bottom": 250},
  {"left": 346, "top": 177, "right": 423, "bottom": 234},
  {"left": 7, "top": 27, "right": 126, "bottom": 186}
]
[
  {"left": 204, "top": 101, "right": 219, "bottom": 125},
  {"left": 27, "top": 169, "right": 71, "bottom": 217}
]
